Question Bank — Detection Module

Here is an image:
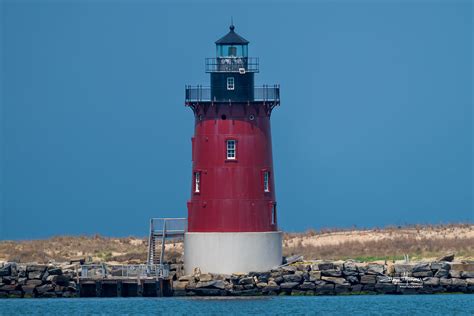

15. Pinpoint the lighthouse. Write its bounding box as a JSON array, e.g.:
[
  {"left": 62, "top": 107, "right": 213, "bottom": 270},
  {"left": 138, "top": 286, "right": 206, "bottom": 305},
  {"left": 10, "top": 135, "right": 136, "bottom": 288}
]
[{"left": 184, "top": 24, "right": 282, "bottom": 274}]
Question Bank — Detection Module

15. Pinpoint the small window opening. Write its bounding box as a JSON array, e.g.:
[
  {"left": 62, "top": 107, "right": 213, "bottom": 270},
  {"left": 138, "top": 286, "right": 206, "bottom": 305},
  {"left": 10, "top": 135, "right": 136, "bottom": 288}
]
[
  {"left": 228, "top": 46, "right": 237, "bottom": 56},
  {"left": 227, "top": 77, "right": 235, "bottom": 90},
  {"left": 226, "top": 140, "right": 236, "bottom": 160},
  {"left": 271, "top": 203, "right": 277, "bottom": 225},
  {"left": 264, "top": 171, "right": 270, "bottom": 192},
  {"left": 194, "top": 172, "right": 201, "bottom": 193}
]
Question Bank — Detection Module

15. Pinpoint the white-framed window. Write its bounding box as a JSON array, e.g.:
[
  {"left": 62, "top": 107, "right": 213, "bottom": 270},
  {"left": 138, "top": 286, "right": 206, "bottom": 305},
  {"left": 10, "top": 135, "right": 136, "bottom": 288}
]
[
  {"left": 227, "top": 77, "right": 235, "bottom": 90},
  {"left": 264, "top": 171, "right": 270, "bottom": 192},
  {"left": 226, "top": 140, "right": 236, "bottom": 160},
  {"left": 271, "top": 203, "right": 276, "bottom": 225},
  {"left": 194, "top": 171, "right": 201, "bottom": 193}
]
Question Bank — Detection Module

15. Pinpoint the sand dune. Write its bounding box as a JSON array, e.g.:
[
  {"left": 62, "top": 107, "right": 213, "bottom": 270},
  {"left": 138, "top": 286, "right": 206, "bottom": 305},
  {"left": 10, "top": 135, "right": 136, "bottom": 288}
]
[{"left": 1, "top": 224, "right": 472, "bottom": 263}]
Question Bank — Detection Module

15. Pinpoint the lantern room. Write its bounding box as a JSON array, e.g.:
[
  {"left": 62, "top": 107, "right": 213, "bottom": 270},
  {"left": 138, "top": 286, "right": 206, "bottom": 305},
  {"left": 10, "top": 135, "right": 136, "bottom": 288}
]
[{"left": 215, "top": 25, "right": 249, "bottom": 58}]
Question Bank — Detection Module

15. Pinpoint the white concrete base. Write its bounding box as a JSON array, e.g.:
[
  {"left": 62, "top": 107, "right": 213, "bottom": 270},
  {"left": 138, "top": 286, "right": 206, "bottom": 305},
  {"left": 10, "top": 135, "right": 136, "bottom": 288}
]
[{"left": 184, "top": 231, "right": 282, "bottom": 275}]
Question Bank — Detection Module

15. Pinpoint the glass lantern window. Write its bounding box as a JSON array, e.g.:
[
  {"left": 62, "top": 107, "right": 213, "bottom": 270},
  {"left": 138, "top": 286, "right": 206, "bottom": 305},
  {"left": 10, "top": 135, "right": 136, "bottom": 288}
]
[{"left": 217, "top": 45, "right": 248, "bottom": 57}]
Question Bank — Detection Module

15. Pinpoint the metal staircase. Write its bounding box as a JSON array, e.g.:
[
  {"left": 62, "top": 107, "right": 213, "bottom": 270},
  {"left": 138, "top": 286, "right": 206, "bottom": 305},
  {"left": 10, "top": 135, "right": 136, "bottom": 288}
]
[{"left": 147, "top": 218, "right": 187, "bottom": 265}]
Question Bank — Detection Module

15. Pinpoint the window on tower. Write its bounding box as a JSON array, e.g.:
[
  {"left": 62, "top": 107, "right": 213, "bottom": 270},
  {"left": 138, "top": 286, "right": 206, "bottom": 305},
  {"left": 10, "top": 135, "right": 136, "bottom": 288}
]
[
  {"left": 194, "top": 171, "right": 201, "bottom": 193},
  {"left": 264, "top": 171, "right": 270, "bottom": 192},
  {"left": 226, "top": 140, "right": 236, "bottom": 160},
  {"left": 271, "top": 203, "right": 277, "bottom": 225},
  {"left": 227, "top": 77, "right": 235, "bottom": 90}
]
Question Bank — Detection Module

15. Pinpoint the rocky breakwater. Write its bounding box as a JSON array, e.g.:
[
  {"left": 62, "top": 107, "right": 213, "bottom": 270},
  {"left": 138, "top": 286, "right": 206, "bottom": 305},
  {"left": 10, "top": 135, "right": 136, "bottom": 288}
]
[
  {"left": 173, "top": 260, "right": 474, "bottom": 296},
  {"left": 0, "top": 262, "right": 79, "bottom": 298}
]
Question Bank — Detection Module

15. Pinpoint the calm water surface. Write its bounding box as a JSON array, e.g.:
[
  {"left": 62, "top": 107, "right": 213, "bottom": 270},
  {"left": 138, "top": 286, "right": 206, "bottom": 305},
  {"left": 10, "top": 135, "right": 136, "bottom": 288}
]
[{"left": 1, "top": 295, "right": 473, "bottom": 315}]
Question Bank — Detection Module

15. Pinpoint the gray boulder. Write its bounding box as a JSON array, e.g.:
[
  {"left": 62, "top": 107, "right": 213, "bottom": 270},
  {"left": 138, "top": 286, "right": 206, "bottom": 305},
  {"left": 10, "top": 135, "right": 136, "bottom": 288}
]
[
  {"left": 283, "top": 274, "right": 302, "bottom": 283},
  {"left": 238, "top": 277, "right": 254, "bottom": 285},
  {"left": 28, "top": 271, "right": 44, "bottom": 280},
  {"left": 36, "top": 284, "right": 54, "bottom": 294},
  {"left": 357, "top": 266, "right": 368, "bottom": 274},
  {"left": 198, "top": 274, "right": 213, "bottom": 282},
  {"left": 376, "top": 275, "right": 392, "bottom": 283},
  {"left": 47, "top": 267, "right": 62, "bottom": 275},
  {"left": 451, "top": 278, "right": 467, "bottom": 287},
  {"left": 299, "top": 282, "right": 316, "bottom": 290},
  {"left": 343, "top": 262, "right": 358, "bottom": 272},
  {"left": 315, "top": 283, "right": 334, "bottom": 294},
  {"left": 26, "top": 279, "right": 43, "bottom": 286},
  {"left": 0, "top": 284, "right": 18, "bottom": 292},
  {"left": 50, "top": 275, "right": 70, "bottom": 286},
  {"left": 27, "top": 265, "right": 47, "bottom": 272},
  {"left": 309, "top": 271, "right": 321, "bottom": 281},
  {"left": 17, "top": 266, "right": 27, "bottom": 278},
  {"left": 360, "top": 275, "right": 377, "bottom": 284},
  {"left": 321, "top": 276, "right": 348, "bottom": 285},
  {"left": 263, "top": 280, "right": 280, "bottom": 292},
  {"left": 367, "top": 264, "right": 384, "bottom": 275},
  {"left": 439, "top": 278, "right": 452, "bottom": 286},
  {"left": 334, "top": 284, "right": 351, "bottom": 294},
  {"left": 412, "top": 271, "right": 433, "bottom": 278},
  {"left": 413, "top": 263, "right": 431, "bottom": 273},
  {"left": 18, "top": 277, "right": 27, "bottom": 285},
  {"left": 173, "top": 281, "right": 188, "bottom": 290},
  {"left": 9, "top": 263, "right": 18, "bottom": 277},
  {"left": 45, "top": 275, "right": 71, "bottom": 286},
  {"left": 178, "top": 275, "right": 194, "bottom": 282},
  {"left": 295, "top": 264, "right": 311, "bottom": 272},
  {"left": 212, "top": 280, "right": 226, "bottom": 289},
  {"left": 0, "top": 266, "right": 11, "bottom": 277},
  {"left": 314, "top": 280, "right": 327, "bottom": 286},
  {"left": 280, "top": 282, "right": 299, "bottom": 289},
  {"left": 434, "top": 269, "right": 449, "bottom": 278},
  {"left": 346, "top": 275, "right": 359, "bottom": 284},
  {"left": 256, "top": 273, "right": 270, "bottom": 283},
  {"left": 318, "top": 263, "right": 335, "bottom": 271},
  {"left": 436, "top": 253, "right": 454, "bottom": 262},
  {"left": 272, "top": 276, "right": 284, "bottom": 284},
  {"left": 449, "top": 270, "right": 462, "bottom": 278},
  {"left": 394, "top": 264, "right": 414, "bottom": 275},
  {"left": 193, "top": 288, "right": 224, "bottom": 296},
  {"left": 343, "top": 269, "right": 358, "bottom": 277},
  {"left": 375, "top": 283, "right": 397, "bottom": 293},
  {"left": 461, "top": 271, "right": 474, "bottom": 278},
  {"left": 321, "top": 269, "right": 342, "bottom": 277},
  {"left": 67, "top": 281, "right": 77, "bottom": 291},
  {"left": 196, "top": 280, "right": 217, "bottom": 288},
  {"left": 430, "top": 262, "right": 450, "bottom": 271},
  {"left": 423, "top": 277, "right": 440, "bottom": 286},
  {"left": 1, "top": 276, "right": 13, "bottom": 284},
  {"left": 281, "top": 266, "right": 297, "bottom": 273},
  {"left": 21, "top": 284, "right": 37, "bottom": 296},
  {"left": 362, "top": 284, "right": 376, "bottom": 292}
]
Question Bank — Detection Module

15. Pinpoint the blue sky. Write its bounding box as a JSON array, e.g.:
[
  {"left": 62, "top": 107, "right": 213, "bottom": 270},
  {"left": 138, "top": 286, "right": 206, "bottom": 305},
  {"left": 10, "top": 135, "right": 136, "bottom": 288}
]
[{"left": 1, "top": 0, "right": 472, "bottom": 239}]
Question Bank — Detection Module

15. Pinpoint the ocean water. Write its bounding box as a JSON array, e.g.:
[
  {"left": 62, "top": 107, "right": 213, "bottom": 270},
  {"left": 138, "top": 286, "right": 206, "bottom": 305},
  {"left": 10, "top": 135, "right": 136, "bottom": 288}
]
[{"left": 0, "top": 295, "right": 473, "bottom": 315}]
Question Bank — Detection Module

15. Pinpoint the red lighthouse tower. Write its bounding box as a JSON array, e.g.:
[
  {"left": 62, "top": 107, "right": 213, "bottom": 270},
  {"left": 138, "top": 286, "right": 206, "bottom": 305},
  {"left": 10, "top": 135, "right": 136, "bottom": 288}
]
[{"left": 184, "top": 25, "right": 282, "bottom": 274}]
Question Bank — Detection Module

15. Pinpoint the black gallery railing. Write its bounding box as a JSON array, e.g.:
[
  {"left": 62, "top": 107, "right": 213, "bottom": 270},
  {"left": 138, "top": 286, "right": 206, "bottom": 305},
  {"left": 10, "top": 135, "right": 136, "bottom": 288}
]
[
  {"left": 185, "top": 85, "right": 280, "bottom": 103},
  {"left": 205, "top": 57, "right": 259, "bottom": 73}
]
